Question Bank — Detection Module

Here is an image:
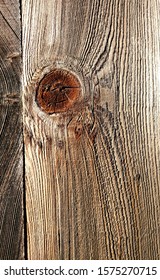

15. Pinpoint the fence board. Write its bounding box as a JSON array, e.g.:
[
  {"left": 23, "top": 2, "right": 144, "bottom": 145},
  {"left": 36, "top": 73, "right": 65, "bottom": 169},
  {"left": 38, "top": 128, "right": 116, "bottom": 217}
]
[
  {"left": 22, "top": 0, "right": 160, "bottom": 259},
  {"left": 0, "top": 0, "right": 24, "bottom": 259}
]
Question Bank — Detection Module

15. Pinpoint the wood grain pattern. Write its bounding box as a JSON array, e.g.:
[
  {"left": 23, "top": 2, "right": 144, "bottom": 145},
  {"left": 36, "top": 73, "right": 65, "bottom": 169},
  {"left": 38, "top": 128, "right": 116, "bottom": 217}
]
[
  {"left": 0, "top": 0, "right": 24, "bottom": 259},
  {"left": 22, "top": 0, "right": 160, "bottom": 259}
]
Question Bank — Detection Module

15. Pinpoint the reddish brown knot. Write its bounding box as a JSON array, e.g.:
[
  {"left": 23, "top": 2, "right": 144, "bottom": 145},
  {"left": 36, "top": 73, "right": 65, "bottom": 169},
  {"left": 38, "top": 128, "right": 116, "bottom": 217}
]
[{"left": 36, "top": 69, "right": 81, "bottom": 113}]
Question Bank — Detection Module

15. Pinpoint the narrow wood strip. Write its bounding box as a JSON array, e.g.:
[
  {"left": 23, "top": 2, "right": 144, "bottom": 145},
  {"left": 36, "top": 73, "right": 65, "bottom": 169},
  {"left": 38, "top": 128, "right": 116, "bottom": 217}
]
[{"left": 0, "top": 0, "right": 24, "bottom": 259}]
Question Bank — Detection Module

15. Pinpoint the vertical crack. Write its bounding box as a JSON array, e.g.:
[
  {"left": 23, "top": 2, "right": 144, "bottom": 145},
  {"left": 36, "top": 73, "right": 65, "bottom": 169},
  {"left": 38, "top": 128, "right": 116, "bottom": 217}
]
[
  {"left": 22, "top": 140, "right": 28, "bottom": 260},
  {"left": 19, "top": 0, "right": 28, "bottom": 260}
]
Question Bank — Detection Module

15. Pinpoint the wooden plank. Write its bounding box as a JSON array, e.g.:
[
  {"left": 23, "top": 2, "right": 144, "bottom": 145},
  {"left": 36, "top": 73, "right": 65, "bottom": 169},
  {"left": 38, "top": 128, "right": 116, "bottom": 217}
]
[
  {"left": 22, "top": 0, "right": 160, "bottom": 259},
  {"left": 0, "top": 1, "right": 24, "bottom": 259}
]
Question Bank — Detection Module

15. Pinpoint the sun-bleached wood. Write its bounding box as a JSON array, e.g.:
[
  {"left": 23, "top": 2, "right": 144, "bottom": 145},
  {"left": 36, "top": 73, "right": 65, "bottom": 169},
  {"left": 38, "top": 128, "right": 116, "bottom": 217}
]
[
  {"left": 22, "top": 0, "right": 160, "bottom": 259},
  {"left": 0, "top": 0, "right": 24, "bottom": 259}
]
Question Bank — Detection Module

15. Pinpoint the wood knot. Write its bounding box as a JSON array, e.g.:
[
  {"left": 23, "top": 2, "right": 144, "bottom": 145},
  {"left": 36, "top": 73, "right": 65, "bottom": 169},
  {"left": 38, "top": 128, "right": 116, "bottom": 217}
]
[{"left": 36, "top": 69, "right": 81, "bottom": 114}]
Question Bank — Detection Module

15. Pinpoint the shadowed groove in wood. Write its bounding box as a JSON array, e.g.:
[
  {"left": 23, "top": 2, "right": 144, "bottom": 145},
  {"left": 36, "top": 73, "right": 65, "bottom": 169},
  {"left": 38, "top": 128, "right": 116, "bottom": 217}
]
[
  {"left": 22, "top": 0, "right": 160, "bottom": 259},
  {"left": 0, "top": 0, "right": 24, "bottom": 259}
]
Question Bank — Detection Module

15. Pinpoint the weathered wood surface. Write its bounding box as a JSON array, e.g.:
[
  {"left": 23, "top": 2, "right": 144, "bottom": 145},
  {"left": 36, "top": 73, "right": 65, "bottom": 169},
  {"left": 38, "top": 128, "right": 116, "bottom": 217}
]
[
  {"left": 22, "top": 0, "right": 160, "bottom": 259},
  {"left": 0, "top": 1, "right": 24, "bottom": 259}
]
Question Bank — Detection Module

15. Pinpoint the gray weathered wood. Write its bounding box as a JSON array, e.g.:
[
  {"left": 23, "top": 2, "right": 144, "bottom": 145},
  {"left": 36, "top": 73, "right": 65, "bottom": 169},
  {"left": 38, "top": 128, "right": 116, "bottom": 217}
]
[
  {"left": 22, "top": 0, "right": 160, "bottom": 259},
  {"left": 0, "top": 0, "right": 24, "bottom": 259}
]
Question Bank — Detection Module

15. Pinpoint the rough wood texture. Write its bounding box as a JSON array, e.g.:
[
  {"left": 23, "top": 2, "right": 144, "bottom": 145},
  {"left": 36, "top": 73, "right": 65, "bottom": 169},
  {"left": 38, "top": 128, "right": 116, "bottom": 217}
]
[
  {"left": 22, "top": 0, "right": 160, "bottom": 259},
  {"left": 0, "top": 1, "right": 24, "bottom": 259}
]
